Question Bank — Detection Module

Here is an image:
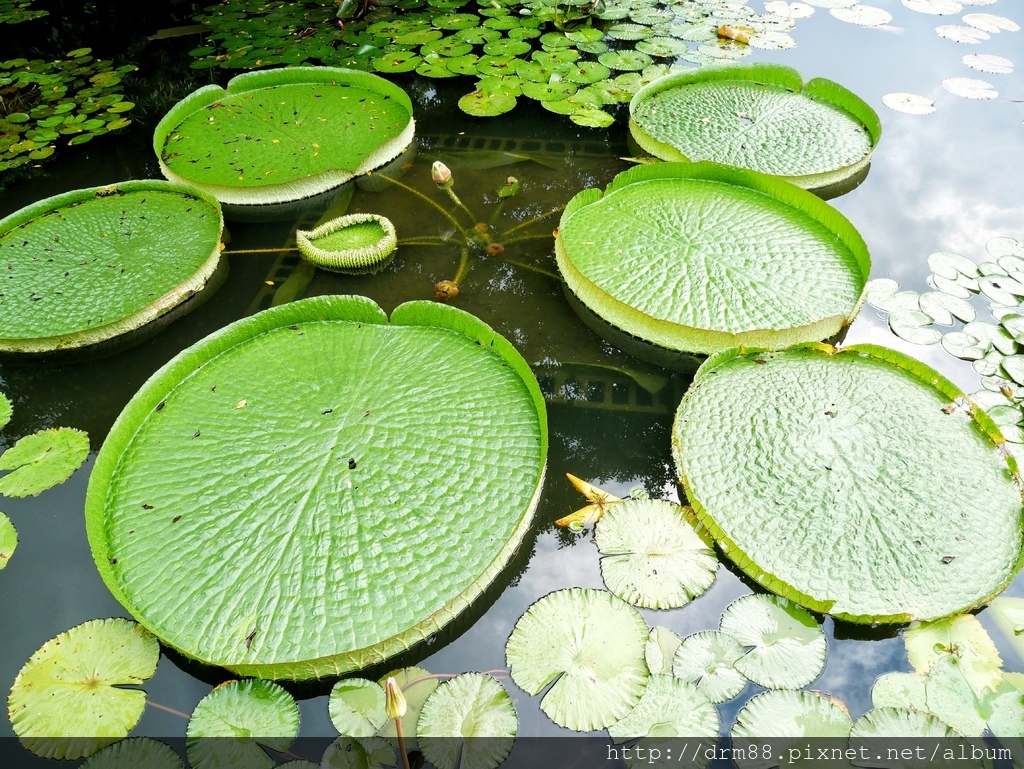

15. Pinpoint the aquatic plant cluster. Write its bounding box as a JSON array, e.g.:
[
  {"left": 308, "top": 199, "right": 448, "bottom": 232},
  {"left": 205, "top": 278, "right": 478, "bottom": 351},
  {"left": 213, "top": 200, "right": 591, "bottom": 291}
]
[{"left": 190, "top": 0, "right": 794, "bottom": 124}]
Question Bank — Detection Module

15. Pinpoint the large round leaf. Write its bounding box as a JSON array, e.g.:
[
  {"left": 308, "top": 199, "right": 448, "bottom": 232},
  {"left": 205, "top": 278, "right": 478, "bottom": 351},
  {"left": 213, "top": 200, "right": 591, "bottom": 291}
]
[
  {"left": 629, "top": 64, "right": 881, "bottom": 191},
  {"left": 417, "top": 673, "right": 517, "bottom": 769},
  {"left": 154, "top": 67, "right": 415, "bottom": 206},
  {"left": 556, "top": 162, "right": 871, "bottom": 356},
  {"left": 86, "top": 296, "right": 547, "bottom": 679},
  {"left": 186, "top": 679, "right": 299, "bottom": 769},
  {"left": 505, "top": 588, "right": 649, "bottom": 731},
  {"left": 7, "top": 618, "right": 159, "bottom": 759},
  {"left": 718, "top": 593, "right": 827, "bottom": 689},
  {"left": 595, "top": 498, "right": 717, "bottom": 609},
  {"left": 0, "top": 182, "right": 223, "bottom": 353},
  {"left": 673, "top": 344, "right": 1024, "bottom": 623}
]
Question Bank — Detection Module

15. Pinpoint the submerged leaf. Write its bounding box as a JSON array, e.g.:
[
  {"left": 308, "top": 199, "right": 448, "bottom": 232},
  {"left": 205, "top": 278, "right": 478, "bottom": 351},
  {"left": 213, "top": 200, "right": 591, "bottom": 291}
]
[
  {"left": 0, "top": 427, "right": 89, "bottom": 497},
  {"left": 7, "top": 618, "right": 159, "bottom": 759},
  {"left": 506, "top": 588, "right": 649, "bottom": 731}
]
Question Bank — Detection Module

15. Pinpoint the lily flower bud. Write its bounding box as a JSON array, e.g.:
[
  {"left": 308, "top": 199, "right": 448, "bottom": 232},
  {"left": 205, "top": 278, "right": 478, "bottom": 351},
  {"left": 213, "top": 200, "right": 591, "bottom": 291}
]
[
  {"left": 385, "top": 676, "right": 407, "bottom": 719},
  {"left": 431, "top": 161, "right": 452, "bottom": 186}
]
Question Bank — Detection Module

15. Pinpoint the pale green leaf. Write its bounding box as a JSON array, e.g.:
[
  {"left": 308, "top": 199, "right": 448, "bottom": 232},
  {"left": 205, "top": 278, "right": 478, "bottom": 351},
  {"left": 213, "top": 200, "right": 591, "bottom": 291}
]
[
  {"left": 672, "top": 630, "right": 746, "bottom": 704},
  {"left": 905, "top": 615, "right": 1003, "bottom": 697},
  {"left": 417, "top": 673, "right": 516, "bottom": 769},
  {"left": 607, "top": 674, "right": 718, "bottom": 742},
  {"left": 329, "top": 679, "right": 388, "bottom": 737},
  {"left": 80, "top": 738, "right": 185, "bottom": 769},
  {"left": 645, "top": 626, "right": 682, "bottom": 675}
]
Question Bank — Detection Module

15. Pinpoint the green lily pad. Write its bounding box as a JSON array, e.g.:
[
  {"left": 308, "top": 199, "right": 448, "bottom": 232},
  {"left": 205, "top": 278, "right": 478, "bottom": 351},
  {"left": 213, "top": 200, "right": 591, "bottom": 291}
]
[
  {"left": 445, "top": 54, "right": 479, "bottom": 75},
  {"left": 719, "top": 593, "right": 827, "bottom": 689},
  {"left": 521, "top": 80, "right": 578, "bottom": 101},
  {"left": 905, "top": 615, "right": 1002, "bottom": 698},
  {"left": 873, "top": 658, "right": 985, "bottom": 736},
  {"left": 645, "top": 626, "right": 682, "bottom": 675},
  {"left": 606, "top": 674, "right": 718, "bottom": 741},
  {"left": 296, "top": 213, "right": 397, "bottom": 274},
  {"left": 0, "top": 427, "right": 89, "bottom": 497},
  {"left": 831, "top": 4, "right": 892, "bottom": 25},
  {"left": 482, "top": 38, "right": 532, "bottom": 56},
  {"left": 421, "top": 36, "right": 473, "bottom": 57},
  {"left": 0, "top": 392, "right": 11, "bottom": 430},
  {"left": 322, "top": 737, "right": 395, "bottom": 769},
  {"left": 80, "top": 738, "right": 185, "bottom": 769},
  {"left": 629, "top": 63, "right": 880, "bottom": 191},
  {"left": 595, "top": 498, "right": 717, "bottom": 609},
  {"left": 373, "top": 51, "right": 422, "bottom": 73},
  {"left": 376, "top": 667, "right": 437, "bottom": 748},
  {"left": 417, "top": 673, "right": 517, "bottom": 769},
  {"left": 186, "top": 679, "right": 299, "bottom": 769},
  {"left": 672, "top": 630, "right": 747, "bottom": 704},
  {"left": 7, "top": 618, "right": 159, "bottom": 759},
  {"left": 988, "top": 597, "right": 1024, "bottom": 663},
  {"left": 541, "top": 90, "right": 603, "bottom": 114},
  {"left": 86, "top": 296, "right": 546, "bottom": 679},
  {"left": 605, "top": 23, "right": 654, "bottom": 40},
  {"left": 459, "top": 87, "right": 518, "bottom": 116},
  {"left": 329, "top": 679, "right": 388, "bottom": 737},
  {"left": 599, "top": 50, "right": 653, "bottom": 71},
  {"left": 850, "top": 707, "right": 960, "bottom": 740},
  {"left": 732, "top": 690, "right": 853, "bottom": 740},
  {"left": 0, "top": 181, "right": 223, "bottom": 353},
  {"left": 555, "top": 162, "right": 870, "bottom": 355},
  {"left": 155, "top": 67, "right": 414, "bottom": 207},
  {"left": 674, "top": 344, "right": 1024, "bottom": 623},
  {"left": 563, "top": 61, "right": 612, "bottom": 84},
  {"left": 506, "top": 587, "right": 649, "bottom": 731},
  {"left": 0, "top": 511, "right": 17, "bottom": 569}
]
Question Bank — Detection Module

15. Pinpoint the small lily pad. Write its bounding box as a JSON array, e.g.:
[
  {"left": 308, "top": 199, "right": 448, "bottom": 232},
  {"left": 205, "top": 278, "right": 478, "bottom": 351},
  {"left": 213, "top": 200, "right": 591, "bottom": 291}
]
[
  {"left": 186, "top": 679, "right": 299, "bottom": 769},
  {"left": 521, "top": 80, "right": 578, "bottom": 101},
  {"left": 905, "top": 614, "right": 1002, "bottom": 697},
  {"left": 965, "top": 320, "right": 1017, "bottom": 354},
  {"left": 80, "top": 738, "right": 185, "bottom": 769},
  {"left": 882, "top": 92, "right": 937, "bottom": 115},
  {"left": 962, "top": 12, "right": 1019, "bottom": 32},
  {"left": 988, "top": 597, "right": 1024, "bottom": 662},
  {"left": 920, "top": 291, "right": 976, "bottom": 324},
  {"left": 903, "top": 0, "right": 963, "bottom": 14},
  {"left": 719, "top": 593, "right": 827, "bottom": 690},
  {"left": 322, "top": 737, "right": 395, "bottom": 769},
  {"left": 7, "top": 618, "right": 159, "bottom": 759},
  {"left": 506, "top": 587, "right": 649, "bottom": 731},
  {"left": 962, "top": 53, "right": 1013, "bottom": 74},
  {"left": 0, "top": 427, "right": 89, "bottom": 497},
  {"left": 0, "top": 511, "right": 17, "bottom": 569},
  {"left": 607, "top": 675, "right": 718, "bottom": 741},
  {"left": 732, "top": 690, "right": 853, "bottom": 741},
  {"left": 459, "top": 88, "right": 517, "bottom": 116},
  {"left": 942, "top": 76, "right": 998, "bottom": 99},
  {"left": 645, "top": 626, "right": 682, "bottom": 675},
  {"left": 605, "top": 23, "right": 654, "bottom": 40},
  {"left": 936, "top": 23, "right": 990, "bottom": 42},
  {"left": 599, "top": 50, "right": 653, "bottom": 71},
  {"left": 889, "top": 309, "right": 942, "bottom": 344},
  {"left": 850, "top": 707, "right": 960, "bottom": 739},
  {"left": 830, "top": 4, "right": 893, "bottom": 25},
  {"left": 417, "top": 673, "right": 517, "bottom": 769},
  {"left": 672, "top": 630, "right": 747, "bottom": 704},
  {"left": 595, "top": 498, "right": 717, "bottom": 609},
  {"left": 0, "top": 392, "right": 11, "bottom": 431},
  {"left": 941, "top": 332, "right": 985, "bottom": 360},
  {"left": 373, "top": 52, "right": 422, "bottom": 73},
  {"left": 570, "top": 108, "right": 616, "bottom": 128},
  {"left": 329, "top": 679, "right": 387, "bottom": 737}
]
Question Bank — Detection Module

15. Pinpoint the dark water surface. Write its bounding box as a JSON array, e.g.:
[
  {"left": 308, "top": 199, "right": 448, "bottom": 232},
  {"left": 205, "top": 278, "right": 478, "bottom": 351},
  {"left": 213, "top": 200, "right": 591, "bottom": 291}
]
[{"left": 1, "top": 0, "right": 1023, "bottom": 747}]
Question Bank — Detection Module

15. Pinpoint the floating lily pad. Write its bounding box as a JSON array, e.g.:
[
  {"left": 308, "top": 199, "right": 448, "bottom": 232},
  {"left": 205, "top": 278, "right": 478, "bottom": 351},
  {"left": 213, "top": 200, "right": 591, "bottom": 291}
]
[
  {"left": 921, "top": 291, "right": 976, "bottom": 324},
  {"left": 322, "top": 736, "right": 395, "bottom": 769},
  {"left": 962, "top": 53, "right": 1013, "bottom": 73},
  {"left": 7, "top": 618, "right": 159, "bottom": 759},
  {"left": 905, "top": 614, "right": 1002, "bottom": 697},
  {"left": 0, "top": 511, "right": 16, "bottom": 569},
  {"left": 86, "top": 296, "right": 547, "bottom": 679},
  {"left": 598, "top": 50, "right": 653, "bottom": 71},
  {"left": 0, "top": 182, "right": 223, "bottom": 353},
  {"left": 506, "top": 587, "right": 649, "bottom": 731},
  {"left": 645, "top": 626, "right": 682, "bottom": 675},
  {"left": 963, "top": 12, "right": 1019, "bottom": 32},
  {"left": 849, "top": 707, "right": 960, "bottom": 740},
  {"left": 882, "top": 92, "right": 937, "bottom": 115},
  {"left": 556, "top": 162, "right": 870, "bottom": 356},
  {"left": 719, "top": 593, "right": 827, "bottom": 689},
  {"left": 606, "top": 675, "right": 718, "bottom": 741},
  {"left": 595, "top": 498, "right": 717, "bottom": 609},
  {"left": 373, "top": 52, "right": 422, "bottom": 73},
  {"left": 155, "top": 67, "right": 414, "bottom": 207},
  {"left": 629, "top": 63, "right": 880, "bottom": 191},
  {"left": 942, "top": 76, "right": 998, "bottom": 99},
  {"left": 296, "top": 213, "right": 397, "bottom": 274},
  {"left": 890, "top": 309, "right": 943, "bottom": 345},
  {"left": 732, "top": 690, "right": 853, "bottom": 763},
  {"left": 417, "top": 673, "right": 517, "bottom": 769},
  {"left": 672, "top": 630, "right": 747, "bottom": 703},
  {"left": 988, "top": 597, "right": 1024, "bottom": 662},
  {"left": 0, "top": 392, "right": 11, "bottom": 431},
  {"left": 673, "top": 344, "right": 1024, "bottom": 623},
  {"left": 186, "top": 679, "right": 299, "bottom": 769},
  {"left": 936, "top": 23, "right": 990, "bottom": 42},
  {"left": 329, "top": 679, "right": 388, "bottom": 737},
  {"left": 80, "top": 738, "right": 185, "bottom": 769},
  {"left": 903, "top": 0, "right": 962, "bottom": 14},
  {"left": 459, "top": 88, "right": 517, "bottom": 116},
  {"left": 830, "top": 4, "right": 892, "bottom": 25},
  {"left": 0, "top": 427, "right": 89, "bottom": 497},
  {"left": 569, "top": 108, "right": 616, "bottom": 128}
]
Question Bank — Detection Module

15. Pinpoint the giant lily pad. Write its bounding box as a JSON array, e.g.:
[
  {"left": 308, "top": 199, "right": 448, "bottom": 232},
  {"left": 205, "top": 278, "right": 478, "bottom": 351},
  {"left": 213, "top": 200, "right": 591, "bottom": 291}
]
[
  {"left": 0, "top": 181, "right": 223, "bottom": 353},
  {"left": 629, "top": 64, "right": 880, "bottom": 192},
  {"left": 154, "top": 67, "right": 414, "bottom": 208},
  {"left": 673, "top": 344, "right": 1024, "bottom": 623},
  {"left": 7, "top": 618, "right": 159, "bottom": 759},
  {"left": 505, "top": 587, "right": 649, "bottom": 731},
  {"left": 86, "top": 295, "right": 546, "bottom": 679},
  {"left": 555, "top": 162, "right": 871, "bottom": 356}
]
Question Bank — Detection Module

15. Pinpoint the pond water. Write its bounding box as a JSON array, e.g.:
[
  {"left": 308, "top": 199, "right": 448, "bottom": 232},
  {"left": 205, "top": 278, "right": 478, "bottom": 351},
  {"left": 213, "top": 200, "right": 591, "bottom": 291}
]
[{"left": 1, "top": 0, "right": 1024, "bottom": 752}]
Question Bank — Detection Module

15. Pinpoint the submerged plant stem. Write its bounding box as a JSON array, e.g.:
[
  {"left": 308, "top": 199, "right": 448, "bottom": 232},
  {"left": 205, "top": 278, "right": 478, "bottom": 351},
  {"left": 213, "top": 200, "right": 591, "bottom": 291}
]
[
  {"left": 223, "top": 247, "right": 299, "bottom": 255},
  {"left": 374, "top": 174, "right": 465, "bottom": 234},
  {"left": 504, "top": 259, "right": 561, "bottom": 282},
  {"left": 502, "top": 205, "right": 565, "bottom": 236},
  {"left": 397, "top": 237, "right": 458, "bottom": 247},
  {"left": 443, "top": 185, "right": 477, "bottom": 225},
  {"left": 146, "top": 700, "right": 191, "bottom": 720},
  {"left": 395, "top": 718, "right": 411, "bottom": 769},
  {"left": 453, "top": 246, "right": 471, "bottom": 285},
  {"left": 504, "top": 233, "right": 554, "bottom": 245}
]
